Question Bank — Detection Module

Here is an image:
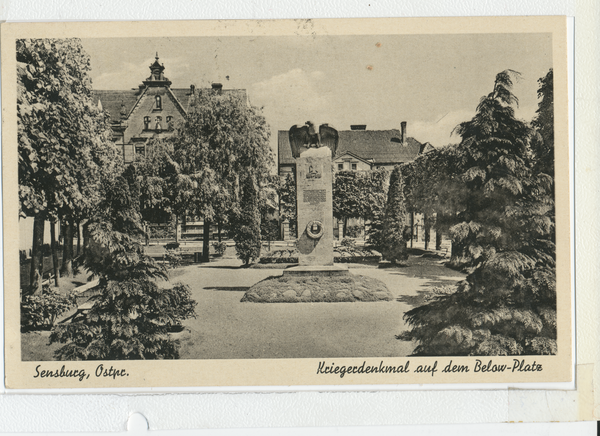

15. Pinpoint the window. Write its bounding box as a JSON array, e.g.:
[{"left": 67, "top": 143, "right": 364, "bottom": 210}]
[
  {"left": 337, "top": 163, "right": 344, "bottom": 170},
  {"left": 144, "top": 116, "right": 150, "bottom": 130},
  {"left": 155, "top": 95, "right": 162, "bottom": 110},
  {"left": 166, "top": 116, "right": 173, "bottom": 130},
  {"left": 135, "top": 146, "right": 145, "bottom": 157},
  {"left": 155, "top": 116, "right": 162, "bottom": 131},
  {"left": 351, "top": 163, "right": 357, "bottom": 170}
]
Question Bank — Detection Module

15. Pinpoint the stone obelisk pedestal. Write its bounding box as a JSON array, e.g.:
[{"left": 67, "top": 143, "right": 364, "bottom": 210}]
[{"left": 284, "top": 146, "right": 347, "bottom": 277}]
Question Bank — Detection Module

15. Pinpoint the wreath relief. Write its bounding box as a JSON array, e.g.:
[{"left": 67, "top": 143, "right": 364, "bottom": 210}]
[{"left": 306, "top": 220, "right": 324, "bottom": 239}]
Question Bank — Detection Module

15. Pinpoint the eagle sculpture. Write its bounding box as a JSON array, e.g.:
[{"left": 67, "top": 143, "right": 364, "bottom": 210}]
[{"left": 288, "top": 121, "right": 339, "bottom": 159}]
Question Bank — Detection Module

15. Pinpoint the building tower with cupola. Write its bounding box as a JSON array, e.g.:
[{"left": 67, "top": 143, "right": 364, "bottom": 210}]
[{"left": 93, "top": 54, "right": 246, "bottom": 163}]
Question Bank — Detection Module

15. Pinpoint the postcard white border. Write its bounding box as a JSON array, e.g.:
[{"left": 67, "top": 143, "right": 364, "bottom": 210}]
[{"left": 0, "top": 0, "right": 597, "bottom": 432}]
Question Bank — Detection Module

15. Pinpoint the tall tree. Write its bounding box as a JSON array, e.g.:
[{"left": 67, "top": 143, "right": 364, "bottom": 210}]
[
  {"left": 231, "top": 175, "right": 262, "bottom": 265},
  {"left": 17, "top": 38, "right": 119, "bottom": 291},
  {"left": 381, "top": 166, "right": 410, "bottom": 263},
  {"left": 333, "top": 169, "right": 388, "bottom": 238},
  {"left": 531, "top": 69, "right": 554, "bottom": 178},
  {"left": 402, "top": 70, "right": 556, "bottom": 356},
  {"left": 170, "top": 89, "right": 273, "bottom": 262},
  {"left": 136, "top": 137, "right": 180, "bottom": 226},
  {"left": 259, "top": 174, "right": 281, "bottom": 248},
  {"left": 402, "top": 145, "right": 468, "bottom": 253},
  {"left": 277, "top": 173, "right": 298, "bottom": 239}
]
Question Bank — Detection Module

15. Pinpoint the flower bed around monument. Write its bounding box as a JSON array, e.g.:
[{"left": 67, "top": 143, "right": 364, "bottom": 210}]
[
  {"left": 334, "top": 245, "right": 381, "bottom": 263},
  {"left": 259, "top": 248, "right": 299, "bottom": 263},
  {"left": 258, "top": 246, "right": 381, "bottom": 264},
  {"left": 241, "top": 274, "right": 393, "bottom": 303}
]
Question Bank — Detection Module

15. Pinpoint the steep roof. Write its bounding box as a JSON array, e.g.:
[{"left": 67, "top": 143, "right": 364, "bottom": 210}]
[
  {"left": 278, "top": 129, "right": 424, "bottom": 166},
  {"left": 92, "top": 90, "right": 139, "bottom": 122},
  {"left": 334, "top": 150, "right": 374, "bottom": 165},
  {"left": 93, "top": 88, "right": 248, "bottom": 123},
  {"left": 170, "top": 88, "right": 247, "bottom": 113}
]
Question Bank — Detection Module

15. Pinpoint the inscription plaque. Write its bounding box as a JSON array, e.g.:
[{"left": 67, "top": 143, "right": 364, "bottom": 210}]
[{"left": 303, "top": 189, "right": 327, "bottom": 205}]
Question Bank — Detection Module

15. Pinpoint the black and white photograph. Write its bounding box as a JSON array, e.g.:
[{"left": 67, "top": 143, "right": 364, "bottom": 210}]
[{"left": 3, "top": 17, "right": 571, "bottom": 388}]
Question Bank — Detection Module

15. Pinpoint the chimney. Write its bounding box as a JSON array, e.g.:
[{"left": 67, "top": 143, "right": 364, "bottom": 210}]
[
  {"left": 350, "top": 125, "right": 367, "bottom": 130},
  {"left": 211, "top": 83, "right": 223, "bottom": 94},
  {"left": 401, "top": 121, "right": 407, "bottom": 146},
  {"left": 190, "top": 84, "right": 196, "bottom": 95}
]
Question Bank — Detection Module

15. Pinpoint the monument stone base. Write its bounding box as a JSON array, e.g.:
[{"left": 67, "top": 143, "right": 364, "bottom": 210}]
[{"left": 282, "top": 264, "right": 349, "bottom": 277}]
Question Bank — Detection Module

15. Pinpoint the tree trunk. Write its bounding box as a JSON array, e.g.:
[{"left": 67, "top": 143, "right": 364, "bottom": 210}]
[
  {"left": 424, "top": 213, "right": 430, "bottom": 250},
  {"left": 410, "top": 212, "right": 414, "bottom": 248},
  {"left": 60, "top": 219, "right": 74, "bottom": 277},
  {"left": 50, "top": 219, "right": 60, "bottom": 288},
  {"left": 202, "top": 219, "right": 211, "bottom": 262},
  {"left": 450, "top": 239, "right": 468, "bottom": 268},
  {"left": 76, "top": 221, "right": 81, "bottom": 257},
  {"left": 82, "top": 221, "right": 89, "bottom": 256},
  {"left": 29, "top": 215, "right": 45, "bottom": 295},
  {"left": 174, "top": 215, "right": 180, "bottom": 243},
  {"left": 436, "top": 229, "right": 442, "bottom": 251},
  {"left": 217, "top": 221, "right": 222, "bottom": 242}
]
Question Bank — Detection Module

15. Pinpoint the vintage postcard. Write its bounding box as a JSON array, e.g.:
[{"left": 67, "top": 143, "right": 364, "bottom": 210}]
[{"left": 2, "top": 17, "right": 571, "bottom": 389}]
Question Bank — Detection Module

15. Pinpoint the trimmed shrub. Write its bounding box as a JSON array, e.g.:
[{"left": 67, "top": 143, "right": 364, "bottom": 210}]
[
  {"left": 164, "top": 248, "right": 183, "bottom": 269},
  {"left": 341, "top": 237, "right": 356, "bottom": 248},
  {"left": 212, "top": 241, "right": 227, "bottom": 256},
  {"left": 345, "top": 225, "right": 362, "bottom": 238}
]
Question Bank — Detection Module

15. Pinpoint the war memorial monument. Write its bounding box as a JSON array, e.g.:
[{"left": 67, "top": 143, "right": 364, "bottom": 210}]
[{"left": 242, "top": 123, "right": 392, "bottom": 303}]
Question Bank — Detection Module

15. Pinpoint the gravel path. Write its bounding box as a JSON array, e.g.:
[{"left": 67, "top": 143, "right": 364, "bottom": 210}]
[
  {"left": 175, "top": 253, "right": 465, "bottom": 360},
  {"left": 21, "top": 248, "right": 465, "bottom": 361}
]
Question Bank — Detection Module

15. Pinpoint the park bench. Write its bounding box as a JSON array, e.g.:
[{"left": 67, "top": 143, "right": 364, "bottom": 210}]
[
  {"left": 58, "top": 280, "right": 100, "bottom": 324},
  {"left": 41, "top": 274, "right": 54, "bottom": 287}
]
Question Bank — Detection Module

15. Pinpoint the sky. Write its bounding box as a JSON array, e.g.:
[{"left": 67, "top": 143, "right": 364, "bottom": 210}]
[{"left": 81, "top": 33, "right": 553, "bottom": 153}]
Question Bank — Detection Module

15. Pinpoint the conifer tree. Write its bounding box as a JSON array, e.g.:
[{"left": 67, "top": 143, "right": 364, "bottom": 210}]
[
  {"left": 231, "top": 175, "right": 262, "bottom": 265},
  {"left": 531, "top": 69, "right": 554, "bottom": 178},
  {"left": 50, "top": 175, "right": 196, "bottom": 360},
  {"left": 277, "top": 173, "right": 298, "bottom": 238},
  {"left": 402, "top": 70, "right": 556, "bottom": 356},
  {"left": 381, "top": 166, "right": 409, "bottom": 263}
]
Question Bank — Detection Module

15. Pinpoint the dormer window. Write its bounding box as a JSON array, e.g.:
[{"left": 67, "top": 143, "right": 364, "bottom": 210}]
[
  {"left": 144, "top": 116, "right": 150, "bottom": 130},
  {"left": 155, "top": 95, "right": 162, "bottom": 110},
  {"left": 166, "top": 116, "right": 173, "bottom": 130},
  {"left": 155, "top": 116, "right": 162, "bottom": 131}
]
